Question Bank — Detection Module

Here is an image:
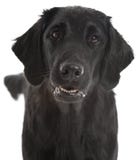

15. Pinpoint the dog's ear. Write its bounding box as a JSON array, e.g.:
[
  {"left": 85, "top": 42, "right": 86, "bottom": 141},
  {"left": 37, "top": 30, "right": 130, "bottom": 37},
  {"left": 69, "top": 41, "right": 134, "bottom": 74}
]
[
  {"left": 12, "top": 8, "right": 58, "bottom": 85},
  {"left": 101, "top": 20, "right": 134, "bottom": 90}
]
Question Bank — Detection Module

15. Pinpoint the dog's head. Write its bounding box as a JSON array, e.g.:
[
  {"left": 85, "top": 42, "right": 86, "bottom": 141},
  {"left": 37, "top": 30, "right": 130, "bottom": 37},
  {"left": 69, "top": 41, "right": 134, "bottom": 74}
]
[{"left": 12, "top": 7, "right": 134, "bottom": 103}]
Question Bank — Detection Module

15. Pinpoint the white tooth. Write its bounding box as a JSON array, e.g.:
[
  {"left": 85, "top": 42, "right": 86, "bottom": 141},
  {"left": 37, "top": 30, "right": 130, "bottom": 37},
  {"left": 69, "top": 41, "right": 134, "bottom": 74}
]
[
  {"left": 54, "top": 87, "right": 60, "bottom": 95},
  {"left": 82, "top": 93, "right": 86, "bottom": 97},
  {"left": 59, "top": 86, "right": 78, "bottom": 93},
  {"left": 78, "top": 91, "right": 86, "bottom": 97},
  {"left": 58, "top": 86, "right": 86, "bottom": 97}
]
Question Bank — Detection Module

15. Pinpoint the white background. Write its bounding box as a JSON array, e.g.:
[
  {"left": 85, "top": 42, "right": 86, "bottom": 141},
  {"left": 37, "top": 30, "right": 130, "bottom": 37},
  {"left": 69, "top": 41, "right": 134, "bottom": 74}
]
[{"left": 0, "top": 0, "right": 136, "bottom": 159}]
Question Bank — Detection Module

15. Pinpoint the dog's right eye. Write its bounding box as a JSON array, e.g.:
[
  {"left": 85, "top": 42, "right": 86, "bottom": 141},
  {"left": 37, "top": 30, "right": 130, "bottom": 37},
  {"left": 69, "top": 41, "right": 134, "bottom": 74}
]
[
  {"left": 48, "top": 23, "right": 66, "bottom": 42},
  {"left": 50, "top": 30, "right": 61, "bottom": 41},
  {"left": 48, "top": 27, "right": 64, "bottom": 42}
]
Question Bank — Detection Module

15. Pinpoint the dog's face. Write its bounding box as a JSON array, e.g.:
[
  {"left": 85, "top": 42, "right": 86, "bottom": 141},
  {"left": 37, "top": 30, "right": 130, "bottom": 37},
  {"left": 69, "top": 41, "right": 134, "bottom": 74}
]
[
  {"left": 43, "top": 8, "right": 109, "bottom": 102},
  {"left": 12, "top": 7, "right": 133, "bottom": 103}
]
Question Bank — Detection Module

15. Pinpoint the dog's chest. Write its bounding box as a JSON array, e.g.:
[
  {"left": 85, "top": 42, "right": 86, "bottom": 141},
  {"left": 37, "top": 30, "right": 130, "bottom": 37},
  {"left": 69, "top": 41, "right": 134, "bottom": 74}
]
[{"left": 48, "top": 112, "right": 92, "bottom": 160}]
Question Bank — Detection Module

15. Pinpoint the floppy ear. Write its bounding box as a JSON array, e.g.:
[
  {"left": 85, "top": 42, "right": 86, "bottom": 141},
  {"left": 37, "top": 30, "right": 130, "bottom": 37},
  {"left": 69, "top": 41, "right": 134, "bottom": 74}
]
[
  {"left": 12, "top": 8, "right": 58, "bottom": 85},
  {"left": 101, "top": 20, "right": 134, "bottom": 90}
]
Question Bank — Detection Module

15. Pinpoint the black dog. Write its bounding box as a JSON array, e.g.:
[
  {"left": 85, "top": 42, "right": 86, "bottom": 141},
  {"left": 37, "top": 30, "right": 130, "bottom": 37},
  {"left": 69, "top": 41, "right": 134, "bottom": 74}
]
[{"left": 4, "top": 6, "right": 134, "bottom": 160}]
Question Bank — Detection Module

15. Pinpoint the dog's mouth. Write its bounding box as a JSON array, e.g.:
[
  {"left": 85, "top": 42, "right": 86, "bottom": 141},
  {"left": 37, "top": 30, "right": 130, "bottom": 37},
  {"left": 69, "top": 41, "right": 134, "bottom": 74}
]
[
  {"left": 54, "top": 86, "right": 86, "bottom": 97},
  {"left": 51, "top": 85, "right": 86, "bottom": 103}
]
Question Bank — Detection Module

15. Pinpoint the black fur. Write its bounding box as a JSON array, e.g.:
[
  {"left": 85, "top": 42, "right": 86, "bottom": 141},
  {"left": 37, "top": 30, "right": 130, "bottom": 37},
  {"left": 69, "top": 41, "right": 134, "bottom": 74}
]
[{"left": 4, "top": 6, "right": 134, "bottom": 160}]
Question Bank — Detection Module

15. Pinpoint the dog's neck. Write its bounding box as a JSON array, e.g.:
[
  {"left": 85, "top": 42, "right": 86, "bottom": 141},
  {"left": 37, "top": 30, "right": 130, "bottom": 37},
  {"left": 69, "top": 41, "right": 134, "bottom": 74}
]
[{"left": 55, "top": 101, "right": 83, "bottom": 114}]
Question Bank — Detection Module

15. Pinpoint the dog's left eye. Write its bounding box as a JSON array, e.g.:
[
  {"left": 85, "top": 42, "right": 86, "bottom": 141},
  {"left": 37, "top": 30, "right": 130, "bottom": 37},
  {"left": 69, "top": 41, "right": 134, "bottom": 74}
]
[{"left": 88, "top": 34, "right": 100, "bottom": 44}]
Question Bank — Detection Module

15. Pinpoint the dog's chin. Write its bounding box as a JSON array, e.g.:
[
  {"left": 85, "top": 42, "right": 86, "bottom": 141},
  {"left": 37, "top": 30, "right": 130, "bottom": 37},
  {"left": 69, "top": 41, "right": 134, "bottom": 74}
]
[{"left": 51, "top": 85, "right": 86, "bottom": 103}]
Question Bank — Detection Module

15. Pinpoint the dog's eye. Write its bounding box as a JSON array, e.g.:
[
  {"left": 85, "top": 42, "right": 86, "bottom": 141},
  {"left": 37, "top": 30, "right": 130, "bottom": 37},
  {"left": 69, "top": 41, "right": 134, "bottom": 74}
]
[
  {"left": 50, "top": 30, "right": 61, "bottom": 41},
  {"left": 88, "top": 34, "right": 99, "bottom": 44}
]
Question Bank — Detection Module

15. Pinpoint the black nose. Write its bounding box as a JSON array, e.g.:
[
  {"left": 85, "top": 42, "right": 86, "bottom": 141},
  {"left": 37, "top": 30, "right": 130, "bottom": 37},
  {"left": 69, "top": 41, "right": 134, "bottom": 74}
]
[{"left": 60, "top": 63, "right": 84, "bottom": 80}]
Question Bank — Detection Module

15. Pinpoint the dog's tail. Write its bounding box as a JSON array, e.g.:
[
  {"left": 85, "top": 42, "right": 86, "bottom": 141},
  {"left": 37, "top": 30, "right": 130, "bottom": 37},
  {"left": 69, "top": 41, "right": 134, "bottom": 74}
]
[{"left": 4, "top": 73, "right": 27, "bottom": 100}]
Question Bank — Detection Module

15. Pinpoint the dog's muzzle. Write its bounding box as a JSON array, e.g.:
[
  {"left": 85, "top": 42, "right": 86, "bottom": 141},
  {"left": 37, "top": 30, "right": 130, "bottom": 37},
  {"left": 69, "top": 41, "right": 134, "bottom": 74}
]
[
  {"left": 54, "top": 86, "right": 86, "bottom": 97},
  {"left": 51, "top": 85, "right": 86, "bottom": 103}
]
